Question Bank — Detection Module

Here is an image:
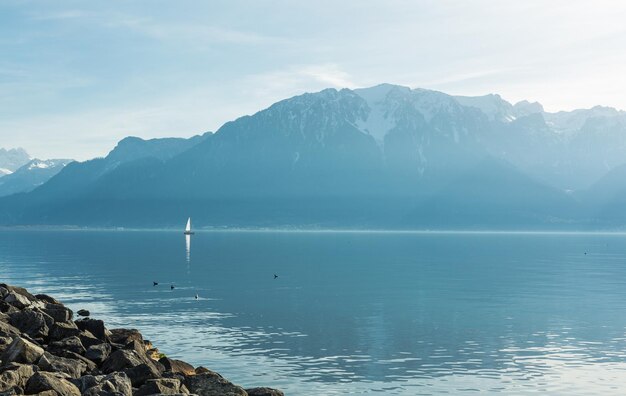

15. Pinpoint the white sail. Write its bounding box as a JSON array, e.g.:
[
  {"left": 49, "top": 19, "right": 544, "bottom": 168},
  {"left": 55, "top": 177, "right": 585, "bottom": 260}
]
[{"left": 185, "top": 217, "right": 191, "bottom": 233}]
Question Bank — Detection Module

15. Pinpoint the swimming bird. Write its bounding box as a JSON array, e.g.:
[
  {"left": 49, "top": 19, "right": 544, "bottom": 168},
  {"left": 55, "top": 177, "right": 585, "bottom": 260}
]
[
  {"left": 274, "top": 274, "right": 278, "bottom": 279},
  {"left": 153, "top": 281, "right": 158, "bottom": 286},
  {"left": 170, "top": 284, "right": 175, "bottom": 290},
  {"left": 195, "top": 294, "right": 199, "bottom": 300}
]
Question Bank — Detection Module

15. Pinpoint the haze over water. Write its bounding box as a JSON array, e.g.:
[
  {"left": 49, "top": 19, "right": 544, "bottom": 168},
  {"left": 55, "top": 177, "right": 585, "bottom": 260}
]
[{"left": 2, "top": 229, "right": 626, "bottom": 395}]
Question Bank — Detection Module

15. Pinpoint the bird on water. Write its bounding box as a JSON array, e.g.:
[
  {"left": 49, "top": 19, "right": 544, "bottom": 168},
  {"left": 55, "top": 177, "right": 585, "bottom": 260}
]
[
  {"left": 274, "top": 274, "right": 278, "bottom": 279},
  {"left": 153, "top": 281, "right": 158, "bottom": 286},
  {"left": 195, "top": 294, "right": 199, "bottom": 300},
  {"left": 171, "top": 284, "right": 175, "bottom": 290}
]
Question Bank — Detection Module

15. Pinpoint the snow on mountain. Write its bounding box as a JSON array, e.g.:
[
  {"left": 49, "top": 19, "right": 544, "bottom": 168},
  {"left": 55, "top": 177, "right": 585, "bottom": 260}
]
[
  {"left": 0, "top": 168, "right": 12, "bottom": 177},
  {"left": 0, "top": 158, "right": 73, "bottom": 197},
  {"left": 0, "top": 147, "right": 31, "bottom": 173},
  {"left": 544, "top": 106, "right": 625, "bottom": 134}
]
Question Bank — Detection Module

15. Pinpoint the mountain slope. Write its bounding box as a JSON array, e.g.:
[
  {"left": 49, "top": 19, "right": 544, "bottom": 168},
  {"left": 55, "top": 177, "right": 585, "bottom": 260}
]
[{"left": 0, "top": 159, "right": 73, "bottom": 197}]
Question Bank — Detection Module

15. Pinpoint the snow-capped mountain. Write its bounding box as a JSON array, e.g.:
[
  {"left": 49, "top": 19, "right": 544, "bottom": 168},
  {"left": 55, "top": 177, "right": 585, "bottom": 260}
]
[
  {"left": 0, "top": 148, "right": 31, "bottom": 177},
  {"left": 0, "top": 158, "right": 73, "bottom": 197},
  {"left": 0, "top": 83, "right": 625, "bottom": 228}
]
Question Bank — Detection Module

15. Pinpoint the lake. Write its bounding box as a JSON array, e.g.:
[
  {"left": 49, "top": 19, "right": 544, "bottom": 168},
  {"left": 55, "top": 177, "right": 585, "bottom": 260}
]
[{"left": 2, "top": 229, "right": 626, "bottom": 395}]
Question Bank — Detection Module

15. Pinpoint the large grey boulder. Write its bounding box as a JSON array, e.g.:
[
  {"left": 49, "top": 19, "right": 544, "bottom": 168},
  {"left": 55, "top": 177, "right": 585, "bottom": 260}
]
[
  {"left": 81, "top": 372, "right": 133, "bottom": 396},
  {"left": 3, "top": 292, "right": 31, "bottom": 310},
  {"left": 85, "top": 343, "right": 111, "bottom": 365},
  {"left": 245, "top": 387, "right": 284, "bottom": 396},
  {"left": 185, "top": 370, "right": 247, "bottom": 396},
  {"left": 135, "top": 378, "right": 187, "bottom": 395},
  {"left": 47, "top": 336, "right": 86, "bottom": 356},
  {"left": 49, "top": 322, "right": 81, "bottom": 342},
  {"left": 0, "top": 337, "right": 44, "bottom": 365},
  {"left": 37, "top": 352, "right": 87, "bottom": 379},
  {"left": 24, "top": 371, "right": 81, "bottom": 396},
  {"left": 41, "top": 304, "right": 73, "bottom": 324},
  {"left": 0, "top": 322, "right": 20, "bottom": 339},
  {"left": 8, "top": 309, "right": 49, "bottom": 339},
  {"left": 109, "top": 328, "right": 143, "bottom": 345},
  {"left": 0, "top": 362, "right": 36, "bottom": 393},
  {"left": 159, "top": 357, "right": 196, "bottom": 376},
  {"left": 75, "top": 319, "right": 109, "bottom": 342}
]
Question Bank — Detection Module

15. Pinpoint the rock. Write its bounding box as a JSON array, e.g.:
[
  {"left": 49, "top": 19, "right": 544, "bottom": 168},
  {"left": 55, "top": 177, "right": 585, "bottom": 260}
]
[
  {"left": 146, "top": 347, "right": 161, "bottom": 360},
  {"left": 245, "top": 387, "right": 284, "bottom": 396},
  {"left": 185, "top": 371, "right": 247, "bottom": 396},
  {"left": 24, "top": 371, "right": 80, "bottom": 396},
  {"left": 37, "top": 352, "right": 87, "bottom": 379},
  {"left": 0, "top": 313, "right": 9, "bottom": 323},
  {"left": 3, "top": 292, "right": 31, "bottom": 310},
  {"left": 0, "top": 337, "right": 13, "bottom": 355},
  {"left": 124, "top": 363, "right": 161, "bottom": 387},
  {"left": 0, "top": 322, "right": 20, "bottom": 338},
  {"left": 0, "top": 302, "right": 18, "bottom": 315},
  {"left": 123, "top": 339, "right": 147, "bottom": 355},
  {"left": 75, "top": 319, "right": 108, "bottom": 341},
  {"left": 195, "top": 366, "right": 210, "bottom": 375},
  {"left": 159, "top": 357, "right": 195, "bottom": 376},
  {"left": 101, "top": 349, "right": 150, "bottom": 373},
  {"left": 68, "top": 375, "right": 102, "bottom": 393},
  {"left": 135, "top": 378, "right": 185, "bottom": 395},
  {"left": 49, "top": 322, "right": 81, "bottom": 342},
  {"left": 34, "top": 294, "right": 61, "bottom": 305},
  {"left": 8, "top": 309, "right": 49, "bottom": 339},
  {"left": 47, "top": 336, "right": 86, "bottom": 356},
  {"left": 0, "top": 285, "right": 36, "bottom": 302},
  {"left": 0, "top": 287, "right": 7, "bottom": 300},
  {"left": 0, "top": 337, "right": 44, "bottom": 365},
  {"left": 109, "top": 328, "right": 143, "bottom": 345},
  {"left": 58, "top": 351, "right": 97, "bottom": 374},
  {"left": 76, "top": 309, "right": 89, "bottom": 317},
  {"left": 0, "top": 362, "right": 36, "bottom": 393},
  {"left": 85, "top": 343, "right": 111, "bottom": 365},
  {"left": 77, "top": 330, "right": 103, "bottom": 349},
  {"left": 41, "top": 304, "right": 73, "bottom": 323},
  {"left": 81, "top": 372, "right": 132, "bottom": 396}
]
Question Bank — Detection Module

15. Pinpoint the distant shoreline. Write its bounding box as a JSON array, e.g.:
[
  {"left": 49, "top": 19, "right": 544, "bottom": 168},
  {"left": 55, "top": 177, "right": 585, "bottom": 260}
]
[{"left": 2, "top": 225, "right": 626, "bottom": 235}]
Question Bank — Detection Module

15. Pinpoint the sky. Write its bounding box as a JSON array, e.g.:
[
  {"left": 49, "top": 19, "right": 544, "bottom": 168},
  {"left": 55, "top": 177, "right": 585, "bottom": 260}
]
[{"left": 1, "top": 0, "right": 626, "bottom": 160}]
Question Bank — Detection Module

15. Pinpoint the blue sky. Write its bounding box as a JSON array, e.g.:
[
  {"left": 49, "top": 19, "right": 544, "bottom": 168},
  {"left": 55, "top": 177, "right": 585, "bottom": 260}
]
[{"left": 2, "top": 0, "right": 626, "bottom": 160}]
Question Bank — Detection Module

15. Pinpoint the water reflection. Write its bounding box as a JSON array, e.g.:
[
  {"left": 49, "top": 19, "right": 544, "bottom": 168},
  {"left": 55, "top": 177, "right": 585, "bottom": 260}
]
[
  {"left": 3, "top": 230, "right": 626, "bottom": 395},
  {"left": 185, "top": 233, "right": 191, "bottom": 266}
]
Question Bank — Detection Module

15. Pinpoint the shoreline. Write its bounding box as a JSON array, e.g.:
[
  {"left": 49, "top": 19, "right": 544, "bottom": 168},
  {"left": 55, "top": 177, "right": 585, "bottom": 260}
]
[{"left": 0, "top": 282, "right": 283, "bottom": 396}]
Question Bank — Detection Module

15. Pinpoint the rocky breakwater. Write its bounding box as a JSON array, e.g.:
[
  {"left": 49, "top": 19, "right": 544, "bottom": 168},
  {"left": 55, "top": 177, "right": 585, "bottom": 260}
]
[{"left": 0, "top": 283, "right": 283, "bottom": 396}]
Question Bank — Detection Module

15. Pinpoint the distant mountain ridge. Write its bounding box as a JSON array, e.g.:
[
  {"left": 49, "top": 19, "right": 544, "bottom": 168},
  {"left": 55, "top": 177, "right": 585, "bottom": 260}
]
[
  {"left": 0, "top": 147, "right": 31, "bottom": 176},
  {"left": 0, "top": 84, "right": 625, "bottom": 229}
]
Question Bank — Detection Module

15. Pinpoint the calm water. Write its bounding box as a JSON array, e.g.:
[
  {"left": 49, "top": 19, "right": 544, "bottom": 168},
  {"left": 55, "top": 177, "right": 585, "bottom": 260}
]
[{"left": 2, "top": 230, "right": 626, "bottom": 395}]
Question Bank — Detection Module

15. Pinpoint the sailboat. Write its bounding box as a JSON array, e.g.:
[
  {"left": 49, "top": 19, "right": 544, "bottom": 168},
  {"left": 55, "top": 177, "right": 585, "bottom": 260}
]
[{"left": 184, "top": 217, "right": 195, "bottom": 235}]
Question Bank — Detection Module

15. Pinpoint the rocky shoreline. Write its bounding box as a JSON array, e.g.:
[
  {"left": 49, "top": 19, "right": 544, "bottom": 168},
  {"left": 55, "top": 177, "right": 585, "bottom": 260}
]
[{"left": 0, "top": 283, "right": 283, "bottom": 396}]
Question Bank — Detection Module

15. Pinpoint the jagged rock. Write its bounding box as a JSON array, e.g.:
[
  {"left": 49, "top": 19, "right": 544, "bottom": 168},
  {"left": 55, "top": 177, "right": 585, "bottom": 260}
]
[
  {"left": 0, "top": 313, "right": 9, "bottom": 323},
  {"left": 8, "top": 309, "right": 49, "bottom": 339},
  {"left": 0, "top": 337, "right": 44, "bottom": 364},
  {"left": 49, "top": 322, "right": 80, "bottom": 341},
  {"left": 34, "top": 294, "right": 61, "bottom": 305},
  {"left": 185, "top": 371, "right": 247, "bottom": 396},
  {"left": 41, "top": 304, "right": 73, "bottom": 323},
  {"left": 0, "top": 337, "right": 13, "bottom": 355},
  {"left": 123, "top": 340, "right": 146, "bottom": 355},
  {"left": 85, "top": 343, "right": 111, "bottom": 365},
  {"left": 0, "top": 288, "right": 7, "bottom": 300},
  {"left": 195, "top": 367, "right": 210, "bottom": 375},
  {"left": 81, "top": 372, "right": 132, "bottom": 396},
  {"left": 3, "top": 292, "right": 31, "bottom": 310},
  {"left": 124, "top": 363, "right": 161, "bottom": 387},
  {"left": 0, "top": 362, "right": 36, "bottom": 393},
  {"left": 0, "top": 322, "right": 20, "bottom": 338},
  {"left": 58, "top": 351, "right": 97, "bottom": 374},
  {"left": 159, "top": 357, "right": 195, "bottom": 376},
  {"left": 78, "top": 330, "right": 103, "bottom": 349},
  {"left": 245, "top": 387, "right": 284, "bottom": 396},
  {"left": 47, "top": 336, "right": 86, "bottom": 356},
  {"left": 76, "top": 309, "right": 89, "bottom": 317},
  {"left": 134, "top": 378, "right": 186, "bottom": 395},
  {"left": 75, "top": 319, "right": 108, "bottom": 342},
  {"left": 24, "top": 371, "right": 80, "bottom": 396},
  {"left": 0, "top": 302, "right": 18, "bottom": 315},
  {"left": 101, "top": 349, "right": 147, "bottom": 373},
  {"left": 69, "top": 374, "right": 102, "bottom": 393},
  {"left": 0, "top": 285, "right": 36, "bottom": 302},
  {"left": 146, "top": 347, "right": 161, "bottom": 360},
  {"left": 109, "top": 329, "right": 143, "bottom": 346},
  {"left": 37, "top": 352, "right": 87, "bottom": 379}
]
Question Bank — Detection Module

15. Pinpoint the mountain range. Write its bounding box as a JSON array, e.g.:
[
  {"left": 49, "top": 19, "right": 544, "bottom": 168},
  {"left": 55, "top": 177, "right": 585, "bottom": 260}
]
[
  {"left": 2, "top": 84, "right": 626, "bottom": 229},
  {"left": 0, "top": 148, "right": 73, "bottom": 197}
]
